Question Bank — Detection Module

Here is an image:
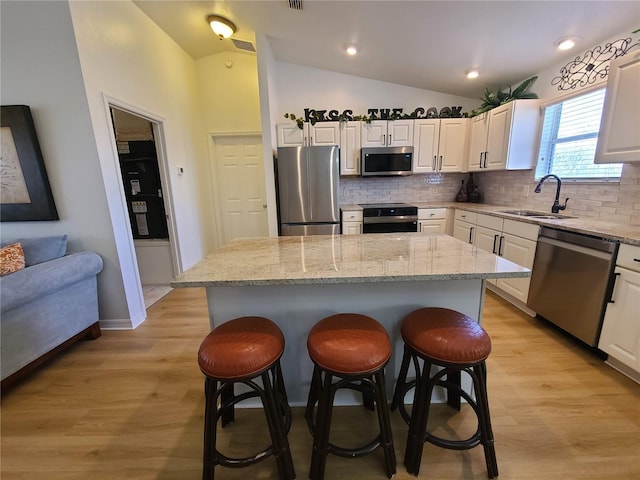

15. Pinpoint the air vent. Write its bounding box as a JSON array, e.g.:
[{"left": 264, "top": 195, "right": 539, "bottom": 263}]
[
  {"left": 288, "top": 0, "right": 303, "bottom": 11},
  {"left": 232, "top": 39, "right": 256, "bottom": 52}
]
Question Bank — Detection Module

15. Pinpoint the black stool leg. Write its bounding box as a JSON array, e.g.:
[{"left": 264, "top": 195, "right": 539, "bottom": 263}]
[
  {"left": 305, "top": 365, "right": 322, "bottom": 433},
  {"left": 202, "top": 377, "right": 218, "bottom": 480},
  {"left": 404, "top": 360, "right": 434, "bottom": 476},
  {"left": 261, "top": 369, "right": 296, "bottom": 480},
  {"left": 220, "top": 382, "right": 234, "bottom": 427},
  {"left": 362, "top": 378, "right": 376, "bottom": 411},
  {"left": 309, "top": 371, "right": 335, "bottom": 480},
  {"left": 273, "top": 361, "right": 292, "bottom": 432},
  {"left": 374, "top": 369, "right": 397, "bottom": 478},
  {"left": 391, "top": 344, "right": 411, "bottom": 412},
  {"left": 446, "top": 370, "right": 462, "bottom": 411},
  {"left": 473, "top": 363, "right": 498, "bottom": 479}
]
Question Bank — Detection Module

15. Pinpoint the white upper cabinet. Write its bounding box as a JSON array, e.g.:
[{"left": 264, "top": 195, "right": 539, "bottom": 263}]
[
  {"left": 413, "top": 118, "right": 469, "bottom": 173},
  {"left": 276, "top": 122, "right": 340, "bottom": 147},
  {"left": 595, "top": 50, "right": 640, "bottom": 164},
  {"left": 467, "top": 99, "right": 541, "bottom": 171},
  {"left": 309, "top": 122, "right": 340, "bottom": 146},
  {"left": 276, "top": 122, "right": 307, "bottom": 147},
  {"left": 340, "top": 121, "right": 362, "bottom": 176},
  {"left": 361, "top": 119, "right": 414, "bottom": 147}
]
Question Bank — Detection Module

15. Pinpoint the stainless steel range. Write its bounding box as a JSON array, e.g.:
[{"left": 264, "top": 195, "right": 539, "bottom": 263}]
[{"left": 359, "top": 203, "right": 418, "bottom": 234}]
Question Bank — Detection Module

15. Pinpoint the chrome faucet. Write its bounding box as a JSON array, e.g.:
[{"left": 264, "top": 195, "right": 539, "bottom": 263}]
[{"left": 534, "top": 174, "right": 569, "bottom": 213}]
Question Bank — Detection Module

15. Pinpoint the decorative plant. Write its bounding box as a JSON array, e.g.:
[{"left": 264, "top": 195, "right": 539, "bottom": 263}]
[
  {"left": 284, "top": 113, "right": 305, "bottom": 129},
  {"left": 469, "top": 76, "right": 539, "bottom": 117},
  {"left": 284, "top": 112, "right": 373, "bottom": 129}
]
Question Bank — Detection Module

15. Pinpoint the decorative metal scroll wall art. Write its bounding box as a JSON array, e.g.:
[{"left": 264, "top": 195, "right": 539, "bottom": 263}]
[{"left": 552, "top": 36, "right": 640, "bottom": 91}]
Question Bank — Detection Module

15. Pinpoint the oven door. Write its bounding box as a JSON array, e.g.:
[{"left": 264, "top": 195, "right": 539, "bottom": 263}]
[{"left": 362, "top": 218, "right": 418, "bottom": 234}]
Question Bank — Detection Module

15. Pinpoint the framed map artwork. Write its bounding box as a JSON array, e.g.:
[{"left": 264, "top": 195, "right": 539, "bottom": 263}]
[{"left": 1, "top": 105, "right": 58, "bottom": 221}]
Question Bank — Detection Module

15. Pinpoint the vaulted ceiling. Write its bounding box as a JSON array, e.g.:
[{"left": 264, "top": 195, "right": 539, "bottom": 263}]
[{"left": 134, "top": 0, "right": 640, "bottom": 98}]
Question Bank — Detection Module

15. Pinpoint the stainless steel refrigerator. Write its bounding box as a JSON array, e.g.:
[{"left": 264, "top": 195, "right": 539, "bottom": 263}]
[{"left": 276, "top": 145, "right": 340, "bottom": 236}]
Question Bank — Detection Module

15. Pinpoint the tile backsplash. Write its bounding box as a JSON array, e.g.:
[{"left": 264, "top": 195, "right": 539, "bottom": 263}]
[
  {"left": 340, "top": 163, "right": 640, "bottom": 225},
  {"left": 340, "top": 172, "right": 467, "bottom": 205}
]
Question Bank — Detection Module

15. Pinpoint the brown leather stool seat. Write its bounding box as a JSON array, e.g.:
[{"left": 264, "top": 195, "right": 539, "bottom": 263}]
[
  {"left": 198, "top": 317, "right": 295, "bottom": 480},
  {"left": 391, "top": 307, "right": 498, "bottom": 479},
  {"left": 305, "top": 313, "right": 396, "bottom": 480}
]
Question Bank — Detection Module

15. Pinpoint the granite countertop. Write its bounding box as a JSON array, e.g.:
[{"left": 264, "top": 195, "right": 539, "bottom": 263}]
[
  {"left": 171, "top": 233, "right": 530, "bottom": 287},
  {"left": 341, "top": 202, "right": 640, "bottom": 245}
]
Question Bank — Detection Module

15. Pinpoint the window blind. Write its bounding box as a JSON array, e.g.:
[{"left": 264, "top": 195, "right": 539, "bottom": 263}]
[{"left": 536, "top": 88, "right": 623, "bottom": 179}]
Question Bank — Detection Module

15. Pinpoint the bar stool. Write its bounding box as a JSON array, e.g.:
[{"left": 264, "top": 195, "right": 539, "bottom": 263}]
[
  {"left": 391, "top": 307, "right": 498, "bottom": 479},
  {"left": 197, "top": 316, "right": 295, "bottom": 480},
  {"left": 305, "top": 313, "right": 396, "bottom": 480}
]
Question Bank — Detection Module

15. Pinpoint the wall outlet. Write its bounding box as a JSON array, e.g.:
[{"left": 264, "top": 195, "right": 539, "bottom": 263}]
[{"left": 523, "top": 184, "right": 529, "bottom": 197}]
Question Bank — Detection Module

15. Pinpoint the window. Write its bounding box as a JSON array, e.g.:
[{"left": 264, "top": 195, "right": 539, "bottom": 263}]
[{"left": 535, "top": 88, "right": 622, "bottom": 180}]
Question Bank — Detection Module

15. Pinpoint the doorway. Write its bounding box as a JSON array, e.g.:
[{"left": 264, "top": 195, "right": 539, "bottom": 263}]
[
  {"left": 110, "top": 107, "right": 174, "bottom": 308},
  {"left": 210, "top": 134, "right": 269, "bottom": 244}
]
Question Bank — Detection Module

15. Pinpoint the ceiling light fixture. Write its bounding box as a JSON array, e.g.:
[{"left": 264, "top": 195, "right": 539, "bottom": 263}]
[
  {"left": 466, "top": 69, "right": 480, "bottom": 79},
  {"left": 556, "top": 36, "right": 580, "bottom": 51},
  {"left": 208, "top": 15, "right": 236, "bottom": 39},
  {"left": 346, "top": 45, "right": 358, "bottom": 56}
]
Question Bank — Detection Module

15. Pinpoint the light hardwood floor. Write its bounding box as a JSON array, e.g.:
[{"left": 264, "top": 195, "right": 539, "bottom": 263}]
[{"left": 1, "top": 288, "right": 639, "bottom": 479}]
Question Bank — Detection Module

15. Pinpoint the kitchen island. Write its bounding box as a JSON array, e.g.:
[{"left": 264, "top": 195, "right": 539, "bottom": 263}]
[{"left": 171, "top": 233, "right": 530, "bottom": 405}]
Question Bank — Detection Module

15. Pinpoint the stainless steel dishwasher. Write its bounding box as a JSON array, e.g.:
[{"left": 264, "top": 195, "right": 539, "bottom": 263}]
[{"left": 527, "top": 227, "right": 618, "bottom": 347}]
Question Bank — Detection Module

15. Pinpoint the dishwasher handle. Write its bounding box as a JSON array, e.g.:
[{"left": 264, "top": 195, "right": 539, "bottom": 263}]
[{"left": 536, "top": 235, "right": 614, "bottom": 261}]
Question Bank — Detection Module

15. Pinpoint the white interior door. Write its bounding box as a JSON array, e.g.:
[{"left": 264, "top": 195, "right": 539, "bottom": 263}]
[{"left": 213, "top": 135, "right": 268, "bottom": 244}]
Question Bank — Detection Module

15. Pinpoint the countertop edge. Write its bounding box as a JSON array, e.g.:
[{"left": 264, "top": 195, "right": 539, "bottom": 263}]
[
  {"left": 341, "top": 202, "right": 640, "bottom": 245},
  {"left": 171, "top": 270, "right": 531, "bottom": 288}
]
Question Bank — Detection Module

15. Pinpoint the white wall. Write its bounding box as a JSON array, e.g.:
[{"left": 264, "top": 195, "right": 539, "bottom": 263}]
[
  {"left": 195, "top": 50, "right": 264, "bottom": 244},
  {"left": 532, "top": 29, "right": 640, "bottom": 101},
  {"left": 0, "top": 0, "right": 127, "bottom": 322},
  {"left": 256, "top": 34, "right": 281, "bottom": 237},
  {"left": 68, "top": 1, "right": 211, "bottom": 327},
  {"left": 479, "top": 28, "right": 640, "bottom": 225},
  {"left": 196, "top": 52, "right": 262, "bottom": 133},
  {"left": 274, "top": 61, "right": 479, "bottom": 120}
]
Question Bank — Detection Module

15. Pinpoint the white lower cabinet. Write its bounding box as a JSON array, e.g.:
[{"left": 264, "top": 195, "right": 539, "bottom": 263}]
[
  {"left": 452, "top": 210, "right": 477, "bottom": 244},
  {"left": 418, "top": 208, "right": 448, "bottom": 234},
  {"left": 496, "top": 229, "right": 538, "bottom": 302},
  {"left": 454, "top": 210, "right": 538, "bottom": 304},
  {"left": 474, "top": 214, "right": 503, "bottom": 286},
  {"left": 598, "top": 244, "right": 640, "bottom": 379},
  {"left": 341, "top": 210, "right": 363, "bottom": 235}
]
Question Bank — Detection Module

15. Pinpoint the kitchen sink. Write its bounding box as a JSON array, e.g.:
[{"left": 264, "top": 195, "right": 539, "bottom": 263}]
[{"left": 498, "top": 210, "right": 577, "bottom": 220}]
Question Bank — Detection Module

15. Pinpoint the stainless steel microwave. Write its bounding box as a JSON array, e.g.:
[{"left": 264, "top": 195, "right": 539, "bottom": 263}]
[{"left": 361, "top": 146, "right": 413, "bottom": 176}]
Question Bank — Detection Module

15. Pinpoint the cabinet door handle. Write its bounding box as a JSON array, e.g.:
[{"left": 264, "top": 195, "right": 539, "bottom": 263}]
[
  {"left": 498, "top": 235, "right": 504, "bottom": 256},
  {"left": 433, "top": 155, "right": 437, "bottom": 171},
  {"left": 634, "top": 258, "right": 640, "bottom": 263},
  {"left": 468, "top": 226, "right": 474, "bottom": 244},
  {"left": 608, "top": 272, "right": 621, "bottom": 303},
  {"left": 483, "top": 151, "right": 489, "bottom": 168},
  {"left": 492, "top": 234, "right": 499, "bottom": 254},
  {"left": 382, "top": 134, "right": 386, "bottom": 145},
  {"left": 439, "top": 155, "right": 443, "bottom": 170},
  {"left": 388, "top": 134, "right": 392, "bottom": 145},
  {"left": 479, "top": 152, "right": 483, "bottom": 168}
]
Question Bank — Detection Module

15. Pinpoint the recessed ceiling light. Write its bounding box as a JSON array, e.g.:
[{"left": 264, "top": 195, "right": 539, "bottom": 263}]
[
  {"left": 346, "top": 45, "right": 358, "bottom": 56},
  {"left": 556, "top": 36, "right": 580, "bottom": 51},
  {"left": 466, "top": 70, "right": 480, "bottom": 79}
]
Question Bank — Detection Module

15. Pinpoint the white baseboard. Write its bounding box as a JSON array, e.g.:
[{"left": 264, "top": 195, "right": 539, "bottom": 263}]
[
  {"left": 604, "top": 357, "right": 640, "bottom": 384},
  {"left": 486, "top": 284, "right": 537, "bottom": 317}
]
